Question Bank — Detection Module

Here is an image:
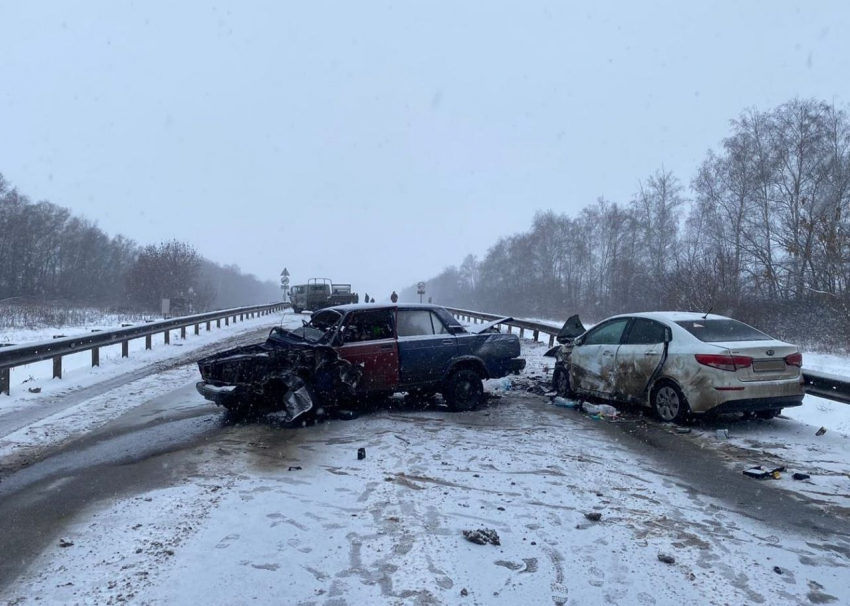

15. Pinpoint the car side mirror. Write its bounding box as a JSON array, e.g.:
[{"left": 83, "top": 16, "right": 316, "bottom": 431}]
[{"left": 573, "top": 336, "right": 584, "bottom": 347}]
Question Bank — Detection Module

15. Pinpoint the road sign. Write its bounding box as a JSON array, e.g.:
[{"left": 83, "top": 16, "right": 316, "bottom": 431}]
[
  {"left": 281, "top": 268, "right": 290, "bottom": 277},
  {"left": 417, "top": 281, "right": 426, "bottom": 303},
  {"left": 280, "top": 276, "right": 290, "bottom": 286}
]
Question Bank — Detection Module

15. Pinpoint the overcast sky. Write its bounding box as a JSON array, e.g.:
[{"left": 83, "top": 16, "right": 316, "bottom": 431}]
[{"left": 2, "top": 1, "right": 849, "bottom": 300}]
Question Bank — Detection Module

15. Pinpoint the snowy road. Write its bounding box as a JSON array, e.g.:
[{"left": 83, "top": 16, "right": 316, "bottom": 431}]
[{"left": 1, "top": 371, "right": 849, "bottom": 605}]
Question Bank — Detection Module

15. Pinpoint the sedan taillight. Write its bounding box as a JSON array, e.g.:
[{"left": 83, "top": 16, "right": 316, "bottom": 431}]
[
  {"left": 694, "top": 353, "right": 753, "bottom": 372},
  {"left": 784, "top": 352, "right": 803, "bottom": 367}
]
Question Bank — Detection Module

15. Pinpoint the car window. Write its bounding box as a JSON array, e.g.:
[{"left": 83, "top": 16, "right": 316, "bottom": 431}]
[
  {"left": 624, "top": 318, "right": 668, "bottom": 345},
  {"left": 344, "top": 309, "right": 395, "bottom": 342},
  {"left": 431, "top": 312, "right": 451, "bottom": 335},
  {"left": 582, "top": 318, "right": 629, "bottom": 346},
  {"left": 675, "top": 319, "right": 771, "bottom": 342},
  {"left": 398, "top": 310, "right": 435, "bottom": 337}
]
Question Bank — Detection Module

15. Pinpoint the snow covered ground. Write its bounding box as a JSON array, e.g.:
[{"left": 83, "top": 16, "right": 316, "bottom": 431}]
[
  {"left": 0, "top": 310, "right": 303, "bottom": 468},
  {"left": 0, "top": 307, "right": 154, "bottom": 346},
  {"left": 3, "top": 393, "right": 847, "bottom": 606}
]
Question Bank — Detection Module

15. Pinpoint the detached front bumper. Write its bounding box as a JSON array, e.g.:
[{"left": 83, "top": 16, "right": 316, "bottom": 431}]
[{"left": 196, "top": 381, "right": 239, "bottom": 406}]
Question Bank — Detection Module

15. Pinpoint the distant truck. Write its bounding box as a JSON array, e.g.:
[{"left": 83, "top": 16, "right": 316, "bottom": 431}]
[{"left": 289, "top": 278, "right": 359, "bottom": 313}]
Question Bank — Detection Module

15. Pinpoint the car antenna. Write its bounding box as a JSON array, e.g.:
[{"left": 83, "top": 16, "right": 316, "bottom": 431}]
[{"left": 702, "top": 306, "right": 713, "bottom": 320}]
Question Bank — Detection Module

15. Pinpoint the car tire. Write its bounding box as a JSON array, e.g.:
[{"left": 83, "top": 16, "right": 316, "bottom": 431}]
[
  {"left": 552, "top": 364, "right": 574, "bottom": 398},
  {"left": 651, "top": 381, "right": 690, "bottom": 424},
  {"left": 443, "top": 369, "right": 484, "bottom": 412},
  {"left": 756, "top": 409, "right": 781, "bottom": 420},
  {"left": 292, "top": 306, "right": 302, "bottom": 314}
]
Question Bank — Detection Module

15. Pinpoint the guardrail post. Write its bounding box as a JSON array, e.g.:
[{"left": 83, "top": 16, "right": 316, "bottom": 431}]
[
  {"left": 240, "top": 313, "right": 244, "bottom": 321},
  {"left": 225, "top": 317, "right": 229, "bottom": 326},
  {"left": 1, "top": 368, "right": 10, "bottom": 396},
  {"left": 91, "top": 347, "right": 100, "bottom": 367},
  {"left": 194, "top": 324, "right": 200, "bottom": 336},
  {"left": 533, "top": 329, "right": 539, "bottom": 342},
  {"left": 548, "top": 335, "right": 555, "bottom": 347},
  {"left": 53, "top": 356, "right": 62, "bottom": 379},
  {"left": 217, "top": 319, "right": 221, "bottom": 328},
  {"left": 164, "top": 330, "right": 170, "bottom": 345},
  {"left": 122, "top": 340, "right": 129, "bottom": 358},
  {"left": 207, "top": 321, "right": 211, "bottom": 331},
  {"left": 519, "top": 327, "right": 525, "bottom": 338},
  {"left": 146, "top": 335, "right": 152, "bottom": 350},
  {"left": 504, "top": 325, "right": 511, "bottom": 334},
  {"left": 181, "top": 326, "right": 186, "bottom": 340}
]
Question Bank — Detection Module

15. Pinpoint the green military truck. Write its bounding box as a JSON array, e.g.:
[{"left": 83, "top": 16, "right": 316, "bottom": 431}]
[{"left": 289, "top": 278, "right": 359, "bottom": 313}]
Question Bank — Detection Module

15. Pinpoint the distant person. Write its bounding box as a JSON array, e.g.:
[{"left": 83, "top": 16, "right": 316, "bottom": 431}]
[
  {"left": 391, "top": 291, "right": 398, "bottom": 303},
  {"left": 364, "top": 293, "right": 370, "bottom": 305}
]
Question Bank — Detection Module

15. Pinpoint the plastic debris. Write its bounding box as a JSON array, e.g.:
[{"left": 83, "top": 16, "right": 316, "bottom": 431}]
[
  {"left": 496, "top": 377, "right": 513, "bottom": 392},
  {"left": 27, "top": 387, "right": 42, "bottom": 394},
  {"left": 792, "top": 472, "right": 811, "bottom": 481},
  {"left": 816, "top": 427, "right": 827, "bottom": 437},
  {"left": 288, "top": 466, "right": 302, "bottom": 471},
  {"left": 715, "top": 429, "right": 729, "bottom": 439},
  {"left": 584, "top": 512, "right": 602, "bottom": 522},
  {"left": 773, "top": 566, "right": 783, "bottom": 574},
  {"left": 59, "top": 539, "right": 74, "bottom": 548},
  {"left": 657, "top": 553, "right": 675, "bottom": 564},
  {"left": 357, "top": 448, "right": 366, "bottom": 460},
  {"left": 743, "top": 465, "right": 785, "bottom": 480},
  {"left": 553, "top": 397, "right": 578, "bottom": 409},
  {"left": 583, "top": 403, "right": 619, "bottom": 417},
  {"left": 463, "top": 528, "right": 501, "bottom": 546}
]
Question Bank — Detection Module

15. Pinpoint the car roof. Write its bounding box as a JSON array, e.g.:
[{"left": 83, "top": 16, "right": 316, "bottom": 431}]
[{"left": 606, "top": 311, "right": 733, "bottom": 323}]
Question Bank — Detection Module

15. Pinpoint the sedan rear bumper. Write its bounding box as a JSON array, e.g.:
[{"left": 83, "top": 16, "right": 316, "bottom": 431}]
[{"left": 704, "top": 395, "right": 804, "bottom": 415}]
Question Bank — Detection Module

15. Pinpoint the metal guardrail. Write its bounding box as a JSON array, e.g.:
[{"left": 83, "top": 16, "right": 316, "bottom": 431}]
[
  {"left": 802, "top": 369, "right": 850, "bottom": 405},
  {"left": 0, "top": 302, "right": 289, "bottom": 395},
  {"left": 445, "top": 306, "right": 850, "bottom": 406}
]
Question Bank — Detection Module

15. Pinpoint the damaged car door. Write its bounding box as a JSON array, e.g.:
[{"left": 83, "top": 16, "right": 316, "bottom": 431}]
[
  {"left": 570, "top": 317, "right": 629, "bottom": 395},
  {"left": 396, "top": 309, "right": 457, "bottom": 386},
  {"left": 337, "top": 308, "right": 400, "bottom": 393},
  {"left": 613, "top": 318, "right": 667, "bottom": 401}
]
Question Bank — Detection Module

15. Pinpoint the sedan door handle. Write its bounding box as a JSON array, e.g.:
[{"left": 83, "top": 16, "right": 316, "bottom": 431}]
[
  {"left": 643, "top": 352, "right": 656, "bottom": 356},
  {"left": 442, "top": 339, "right": 454, "bottom": 345},
  {"left": 602, "top": 350, "right": 614, "bottom": 356},
  {"left": 380, "top": 344, "right": 393, "bottom": 350}
]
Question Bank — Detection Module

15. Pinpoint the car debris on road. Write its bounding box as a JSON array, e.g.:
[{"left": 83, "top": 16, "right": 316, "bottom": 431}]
[
  {"left": 743, "top": 465, "right": 785, "bottom": 480},
  {"left": 463, "top": 528, "right": 501, "bottom": 546}
]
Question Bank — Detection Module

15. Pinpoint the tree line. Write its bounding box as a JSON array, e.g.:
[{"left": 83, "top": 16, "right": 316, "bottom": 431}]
[
  {"left": 402, "top": 98, "right": 850, "bottom": 350},
  {"left": 0, "top": 173, "right": 279, "bottom": 314}
]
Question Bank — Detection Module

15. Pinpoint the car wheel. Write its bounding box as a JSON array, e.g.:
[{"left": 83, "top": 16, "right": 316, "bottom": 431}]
[
  {"left": 756, "top": 409, "right": 781, "bottom": 420},
  {"left": 292, "top": 306, "right": 302, "bottom": 314},
  {"left": 443, "top": 369, "right": 484, "bottom": 412},
  {"left": 651, "top": 381, "right": 690, "bottom": 424},
  {"left": 552, "top": 364, "right": 573, "bottom": 398}
]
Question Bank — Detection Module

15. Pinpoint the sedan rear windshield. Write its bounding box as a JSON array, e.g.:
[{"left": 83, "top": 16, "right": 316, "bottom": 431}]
[{"left": 675, "top": 319, "right": 771, "bottom": 342}]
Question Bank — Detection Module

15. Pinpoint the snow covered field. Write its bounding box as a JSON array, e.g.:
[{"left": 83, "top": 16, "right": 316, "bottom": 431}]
[{"left": 0, "top": 307, "right": 154, "bottom": 346}]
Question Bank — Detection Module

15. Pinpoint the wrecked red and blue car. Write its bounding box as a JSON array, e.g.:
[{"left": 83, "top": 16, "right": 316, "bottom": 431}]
[{"left": 196, "top": 304, "right": 526, "bottom": 421}]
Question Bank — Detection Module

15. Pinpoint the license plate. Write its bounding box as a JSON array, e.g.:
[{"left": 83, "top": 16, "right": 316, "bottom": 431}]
[{"left": 753, "top": 359, "right": 786, "bottom": 373}]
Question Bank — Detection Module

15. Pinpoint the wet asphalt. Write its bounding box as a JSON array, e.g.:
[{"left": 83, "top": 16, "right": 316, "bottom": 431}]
[{"left": 1, "top": 380, "right": 849, "bottom": 591}]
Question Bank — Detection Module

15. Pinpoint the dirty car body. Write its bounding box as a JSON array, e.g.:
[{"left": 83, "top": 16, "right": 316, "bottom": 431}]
[
  {"left": 552, "top": 312, "right": 804, "bottom": 423},
  {"left": 197, "top": 304, "right": 526, "bottom": 420}
]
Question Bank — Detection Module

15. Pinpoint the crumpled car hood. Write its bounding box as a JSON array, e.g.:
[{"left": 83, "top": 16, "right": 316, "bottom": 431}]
[{"left": 467, "top": 317, "right": 513, "bottom": 334}]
